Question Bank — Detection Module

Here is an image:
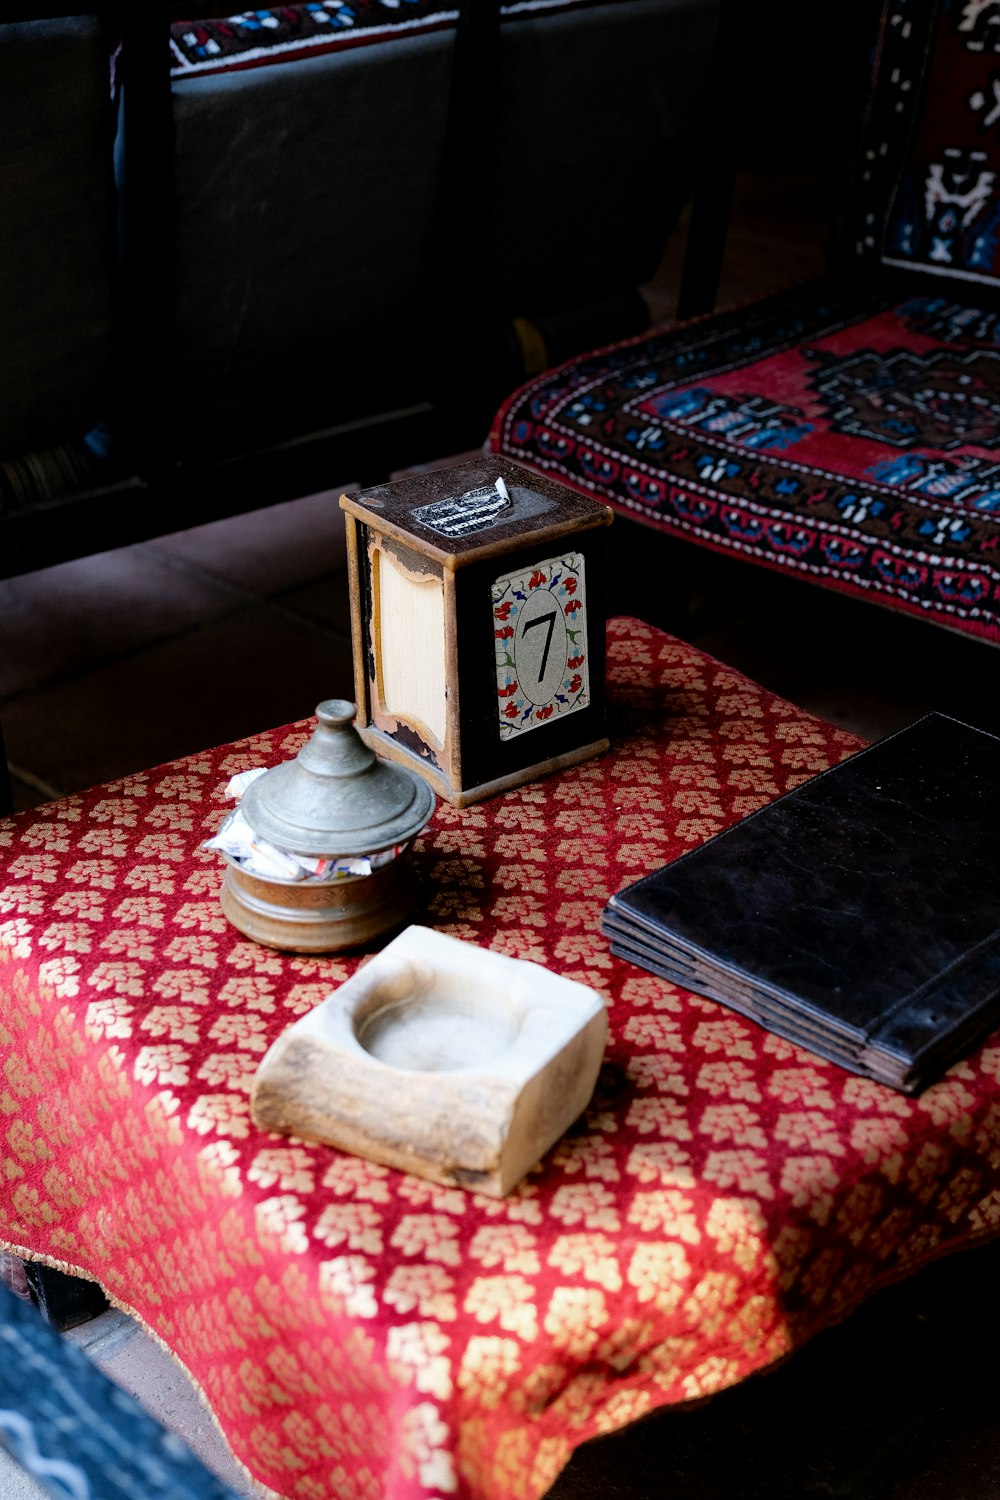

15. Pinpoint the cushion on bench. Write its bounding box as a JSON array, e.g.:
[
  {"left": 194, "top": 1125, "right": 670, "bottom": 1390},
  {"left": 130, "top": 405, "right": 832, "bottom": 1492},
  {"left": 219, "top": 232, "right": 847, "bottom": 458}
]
[
  {"left": 490, "top": 0, "right": 1000, "bottom": 647},
  {"left": 840, "top": 0, "right": 1000, "bottom": 295},
  {"left": 169, "top": 0, "right": 653, "bottom": 78},
  {"left": 170, "top": 0, "right": 460, "bottom": 76},
  {"left": 491, "top": 280, "right": 1000, "bottom": 645}
]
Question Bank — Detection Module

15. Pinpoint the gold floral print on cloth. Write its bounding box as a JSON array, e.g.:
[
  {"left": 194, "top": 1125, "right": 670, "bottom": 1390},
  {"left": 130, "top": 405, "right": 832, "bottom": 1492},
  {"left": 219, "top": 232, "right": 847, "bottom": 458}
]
[{"left": 3, "top": 618, "right": 1000, "bottom": 1500}]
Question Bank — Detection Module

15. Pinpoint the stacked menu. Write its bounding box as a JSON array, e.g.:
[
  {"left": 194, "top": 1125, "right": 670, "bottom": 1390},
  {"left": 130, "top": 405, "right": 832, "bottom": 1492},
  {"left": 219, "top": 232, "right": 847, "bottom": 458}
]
[{"left": 601, "top": 713, "right": 1000, "bottom": 1094}]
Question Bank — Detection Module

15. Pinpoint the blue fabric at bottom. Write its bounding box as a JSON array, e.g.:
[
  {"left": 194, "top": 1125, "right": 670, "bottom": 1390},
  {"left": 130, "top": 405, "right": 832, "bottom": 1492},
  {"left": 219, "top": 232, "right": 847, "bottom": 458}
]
[{"left": 0, "top": 1281, "right": 242, "bottom": 1500}]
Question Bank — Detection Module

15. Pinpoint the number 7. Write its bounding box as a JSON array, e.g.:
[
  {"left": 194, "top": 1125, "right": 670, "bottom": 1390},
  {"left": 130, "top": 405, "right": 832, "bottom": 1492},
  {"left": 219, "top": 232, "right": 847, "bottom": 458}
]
[{"left": 522, "top": 610, "right": 557, "bottom": 683}]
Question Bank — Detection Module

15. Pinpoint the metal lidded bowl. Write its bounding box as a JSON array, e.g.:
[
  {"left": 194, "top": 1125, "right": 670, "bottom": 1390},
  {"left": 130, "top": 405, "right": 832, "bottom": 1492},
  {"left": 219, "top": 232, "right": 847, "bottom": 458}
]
[
  {"left": 220, "top": 699, "right": 436, "bottom": 952},
  {"left": 240, "top": 698, "right": 435, "bottom": 856}
]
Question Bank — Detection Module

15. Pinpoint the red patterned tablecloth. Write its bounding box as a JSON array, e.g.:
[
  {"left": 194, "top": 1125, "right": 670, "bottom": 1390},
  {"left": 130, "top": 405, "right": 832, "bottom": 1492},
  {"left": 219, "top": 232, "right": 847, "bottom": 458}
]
[{"left": 3, "top": 618, "right": 1000, "bottom": 1500}]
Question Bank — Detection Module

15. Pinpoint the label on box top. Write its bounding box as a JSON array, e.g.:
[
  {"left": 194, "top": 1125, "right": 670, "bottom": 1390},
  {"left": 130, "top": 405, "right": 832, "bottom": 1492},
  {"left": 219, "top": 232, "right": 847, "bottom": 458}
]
[
  {"left": 411, "top": 478, "right": 553, "bottom": 541},
  {"left": 413, "top": 482, "right": 511, "bottom": 538}
]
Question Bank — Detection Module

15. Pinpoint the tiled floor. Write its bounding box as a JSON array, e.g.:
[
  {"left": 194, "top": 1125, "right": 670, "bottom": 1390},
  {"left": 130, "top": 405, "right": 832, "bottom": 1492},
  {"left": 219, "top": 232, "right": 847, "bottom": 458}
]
[
  {"left": 4, "top": 168, "right": 1000, "bottom": 1498},
  {"left": 1, "top": 485, "right": 356, "bottom": 811}
]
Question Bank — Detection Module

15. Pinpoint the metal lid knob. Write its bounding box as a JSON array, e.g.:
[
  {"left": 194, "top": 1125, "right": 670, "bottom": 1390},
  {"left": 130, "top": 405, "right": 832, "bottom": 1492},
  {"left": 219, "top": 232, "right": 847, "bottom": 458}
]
[{"left": 239, "top": 700, "right": 436, "bottom": 856}]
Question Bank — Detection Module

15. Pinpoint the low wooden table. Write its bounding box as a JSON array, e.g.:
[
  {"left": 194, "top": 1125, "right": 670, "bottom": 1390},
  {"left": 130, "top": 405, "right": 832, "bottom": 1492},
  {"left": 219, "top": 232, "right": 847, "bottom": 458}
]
[{"left": 3, "top": 617, "right": 1000, "bottom": 1500}]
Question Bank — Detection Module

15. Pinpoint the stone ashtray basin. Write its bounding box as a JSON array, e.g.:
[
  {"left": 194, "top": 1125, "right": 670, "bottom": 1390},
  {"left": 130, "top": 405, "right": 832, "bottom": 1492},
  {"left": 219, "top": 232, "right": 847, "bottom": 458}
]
[{"left": 249, "top": 925, "right": 608, "bottom": 1196}]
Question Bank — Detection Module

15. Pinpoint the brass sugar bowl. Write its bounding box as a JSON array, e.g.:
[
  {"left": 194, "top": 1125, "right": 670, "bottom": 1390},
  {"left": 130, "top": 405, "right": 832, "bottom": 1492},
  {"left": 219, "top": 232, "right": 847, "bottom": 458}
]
[{"left": 220, "top": 699, "right": 436, "bottom": 953}]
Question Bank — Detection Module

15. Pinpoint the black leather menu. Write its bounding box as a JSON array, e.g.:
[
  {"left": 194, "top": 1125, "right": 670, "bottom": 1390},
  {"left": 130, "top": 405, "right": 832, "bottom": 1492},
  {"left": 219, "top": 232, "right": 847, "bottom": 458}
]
[{"left": 601, "top": 713, "right": 1000, "bottom": 1094}]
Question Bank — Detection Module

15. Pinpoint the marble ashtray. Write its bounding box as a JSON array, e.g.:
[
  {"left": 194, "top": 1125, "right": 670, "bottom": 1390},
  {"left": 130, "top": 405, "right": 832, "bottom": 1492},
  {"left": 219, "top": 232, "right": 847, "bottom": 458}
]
[{"left": 249, "top": 925, "right": 608, "bottom": 1196}]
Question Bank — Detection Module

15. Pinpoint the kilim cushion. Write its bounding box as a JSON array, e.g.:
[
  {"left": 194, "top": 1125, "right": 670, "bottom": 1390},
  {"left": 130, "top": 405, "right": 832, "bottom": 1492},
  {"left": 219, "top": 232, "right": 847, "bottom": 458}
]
[
  {"left": 169, "top": 0, "right": 459, "bottom": 76},
  {"left": 842, "top": 0, "right": 1000, "bottom": 294},
  {"left": 169, "top": 0, "right": 632, "bottom": 77},
  {"left": 491, "top": 0, "right": 1000, "bottom": 647},
  {"left": 491, "top": 280, "right": 1000, "bottom": 645}
]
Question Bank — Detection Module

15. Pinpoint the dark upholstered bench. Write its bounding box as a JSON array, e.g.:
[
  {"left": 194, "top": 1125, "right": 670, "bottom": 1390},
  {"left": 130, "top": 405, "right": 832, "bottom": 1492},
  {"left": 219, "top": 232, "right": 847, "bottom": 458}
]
[{"left": 1, "top": 0, "right": 720, "bottom": 577}]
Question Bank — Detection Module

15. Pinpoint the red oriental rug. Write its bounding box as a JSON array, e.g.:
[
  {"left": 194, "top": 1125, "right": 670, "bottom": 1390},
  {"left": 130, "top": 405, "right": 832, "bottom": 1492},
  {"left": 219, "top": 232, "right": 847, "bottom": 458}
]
[
  {"left": 169, "top": 0, "right": 627, "bottom": 77},
  {"left": 3, "top": 619, "right": 1000, "bottom": 1500},
  {"left": 491, "top": 283, "right": 1000, "bottom": 646},
  {"left": 491, "top": 0, "right": 1000, "bottom": 648}
]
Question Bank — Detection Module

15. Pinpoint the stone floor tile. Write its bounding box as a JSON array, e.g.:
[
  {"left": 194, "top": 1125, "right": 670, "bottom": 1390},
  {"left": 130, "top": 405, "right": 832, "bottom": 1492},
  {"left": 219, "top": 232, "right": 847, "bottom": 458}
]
[
  {"left": 79, "top": 1315, "right": 256, "bottom": 1494},
  {"left": 273, "top": 572, "right": 354, "bottom": 637},
  {"left": 1, "top": 600, "right": 355, "bottom": 796},
  {"left": 150, "top": 487, "right": 351, "bottom": 596},
  {"left": 0, "top": 545, "right": 243, "bottom": 701}
]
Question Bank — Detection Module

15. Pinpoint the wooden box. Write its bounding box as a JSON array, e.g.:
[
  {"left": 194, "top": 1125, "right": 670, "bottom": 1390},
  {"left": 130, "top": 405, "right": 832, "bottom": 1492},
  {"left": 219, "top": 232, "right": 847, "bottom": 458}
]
[{"left": 340, "top": 456, "right": 613, "bottom": 806}]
